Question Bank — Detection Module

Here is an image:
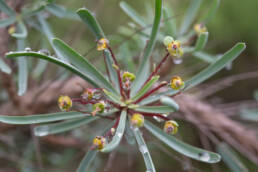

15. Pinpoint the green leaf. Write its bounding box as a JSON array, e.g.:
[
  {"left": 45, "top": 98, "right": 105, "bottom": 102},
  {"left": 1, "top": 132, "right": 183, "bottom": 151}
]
[
  {"left": 0, "top": 16, "right": 16, "bottom": 28},
  {"left": 34, "top": 117, "right": 98, "bottom": 136},
  {"left": 193, "top": 51, "right": 216, "bottom": 63},
  {"left": 32, "top": 59, "right": 48, "bottom": 79},
  {"left": 46, "top": 4, "right": 79, "bottom": 20},
  {"left": 103, "top": 89, "right": 123, "bottom": 106},
  {"left": 133, "top": 105, "right": 175, "bottom": 114},
  {"left": 163, "top": 7, "right": 177, "bottom": 37},
  {"left": 179, "top": 0, "right": 202, "bottom": 35},
  {"left": 0, "top": 58, "right": 11, "bottom": 74},
  {"left": 185, "top": 43, "right": 246, "bottom": 90},
  {"left": 144, "top": 120, "right": 221, "bottom": 163},
  {"left": 77, "top": 149, "right": 97, "bottom": 172},
  {"left": 0, "top": 111, "right": 90, "bottom": 125},
  {"left": 17, "top": 39, "right": 28, "bottom": 96},
  {"left": 130, "top": 0, "right": 163, "bottom": 96},
  {"left": 143, "top": 43, "right": 246, "bottom": 105},
  {"left": 124, "top": 121, "right": 136, "bottom": 145},
  {"left": 76, "top": 121, "right": 115, "bottom": 172},
  {"left": 239, "top": 109, "right": 258, "bottom": 122},
  {"left": 0, "top": 0, "right": 15, "bottom": 16},
  {"left": 160, "top": 96, "right": 179, "bottom": 111},
  {"left": 194, "top": 32, "right": 209, "bottom": 52},
  {"left": 6, "top": 51, "right": 99, "bottom": 87},
  {"left": 12, "top": 21, "right": 28, "bottom": 39},
  {"left": 120, "top": 1, "right": 146, "bottom": 27},
  {"left": 133, "top": 127, "right": 156, "bottom": 172},
  {"left": 52, "top": 38, "right": 117, "bottom": 94},
  {"left": 103, "top": 50, "right": 120, "bottom": 91},
  {"left": 76, "top": 9, "right": 119, "bottom": 91},
  {"left": 77, "top": 8, "right": 105, "bottom": 40},
  {"left": 217, "top": 143, "right": 248, "bottom": 172},
  {"left": 131, "top": 75, "right": 159, "bottom": 102},
  {"left": 37, "top": 15, "right": 67, "bottom": 61},
  {"left": 101, "top": 110, "right": 127, "bottom": 153},
  {"left": 201, "top": 0, "right": 220, "bottom": 24}
]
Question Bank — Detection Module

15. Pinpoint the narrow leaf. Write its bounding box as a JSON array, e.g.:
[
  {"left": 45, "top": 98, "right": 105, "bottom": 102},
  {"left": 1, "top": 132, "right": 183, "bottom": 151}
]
[
  {"left": 32, "top": 59, "right": 48, "bottom": 78},
  {"left": 201, "top": 0, "right": 220, "bottom": 23},
  {"left": 145, "top": 120, "right": 221, "bottom": 163},
  {"left": 217, "top": 143, "right": 248, "bottom": 172},
  {"left": 130, "top": 0, "right": 163, "bottom": 96},
  {"left": 46, "top": 4, "right": 79, "bottom": 20},
  {"left": 34, "top": 117, "right": 98, "bottom": 136},
  {"left": 103, "top": 89, "right": 123, "bottom": 106},
  {"left": 52, "top": 38, "right": 117, "bottom": 94},
  {"left": 0, "top": 16, "right": 16, "bottom": 28},
  {"left": 160, "top": 96, "right": 179, "bottom": 111},
  {"left": 120, "top": 1, "right": 146, "bottom": 27},
  {"left": 17, "top": 39, "right": 28, "bottom": 96},
  {"left": 77, "top": 8, "right": 105, "bottom": 40},
  {"left": 133, "top": 105, "right": 175, "bottom": 114},
  {"left": 101, "top": 110, "right": 127, "bottom": 153},
  {"left": 193, "top": 51, "right": 216, "bottom": 63},
  {"left": 76, "top": 121, "right": 115, "bottom": 172},
  {"left": 6, "top": 51, "right": 99, "bottom": 87},
  {"left": 194, "top": 32, "right": 209, "bottom": 52},
  {"left": 0, "top": 111, "right": 90, "bottom": 125},
  {"left": 37, "top": 15, "right": 67, "bottom": 61},
  {"left": 0, "top": 58, "right": 11, "bottom": 74},
  {"left": 76, "top": 9, "right": 119, "bottom": 91},
  {"left": 133, "top": 127, "right": 156, "bottom": 172},
  {"left": 142, "top": 43, "right": 246, "bottom": 105},
  {"left": 131, "top": 75, "right": 159, "bottom": 102},
  {"left": 179, "top": 0, "right": 202, "bottom": 35},
  {"left": 0, "top": 0, "right": 15, "bottom": 16},
  {"left": 163, "top": 7, "right": 177, "bottom": 37}
]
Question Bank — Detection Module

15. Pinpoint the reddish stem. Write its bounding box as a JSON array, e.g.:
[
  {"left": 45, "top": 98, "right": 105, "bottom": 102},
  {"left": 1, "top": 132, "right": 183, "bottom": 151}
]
[
  {"left": 134, "top": 82, "right": 168, "bottom": 104},
  {"left": 143, "top": 52, "right": 170, "bottom": 87},
  {"left": 107, "top": 46, "right": 126, "bottom": 99}
]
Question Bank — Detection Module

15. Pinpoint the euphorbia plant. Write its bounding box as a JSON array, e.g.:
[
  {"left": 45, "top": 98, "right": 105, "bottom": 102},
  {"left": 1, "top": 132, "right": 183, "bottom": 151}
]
[{"left": 0, "top": 0, "right": 246, "bottom": 171}]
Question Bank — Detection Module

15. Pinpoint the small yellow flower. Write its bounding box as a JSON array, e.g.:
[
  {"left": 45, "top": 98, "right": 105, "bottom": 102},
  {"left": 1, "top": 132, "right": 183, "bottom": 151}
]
[
  {"left": 97, "top": 38, "right": 109, "bottom": 51},
  {"left": 8, "top": 26, "right": 16, "bottom": 35},
  {"left": 92, "top": 101, "right": 105, "bottom": 116},
  {"left": 167, "top": 40, "right": 184, "bottom": 58},
  {"left": 170, "top": 76, "right": 185, "bottom": 90},
  {"left": 122, "top": 71, "right": 136, "bottom": 82},
  {"left": 58, "top": 95, "right": 72, "bottom": 111},
  {"left": 81, "top": 88, "right": 94, "bottom": 100},
  {"left": 194, "top": 23, "right": 207, "bottom": 35},
  {"left": 164, "top": 120, "right": 179, "bottom": 135},
  {"left": 93, "top": 136, "right": 106, "bottom": 150},
  {"left": 131, "top": 113, "right": 144, "bottom": 127}
]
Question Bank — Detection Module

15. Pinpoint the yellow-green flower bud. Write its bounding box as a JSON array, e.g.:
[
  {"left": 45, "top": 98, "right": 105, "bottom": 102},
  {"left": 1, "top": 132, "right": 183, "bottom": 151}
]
[
  {"left": 167, "top": 40, "right": 184, "bottom": 58},
  {"left": 164, "top": 120, "right": 179, "bottom": 135},
  {"left": 81, "top": 88, "right": 94, "bottom": 100},
  {"left": 92, "top": 101, "right": 105, "bottom": 116},
  {"left": 97, "top": 38, "right": 109, "bottom": 51},
  {"left": 163, "top": 36, "right": 174, "bottom": 47},
  {"left": 58, "top": 95, "right": 72, "bottom": 111},
  {"left": 93, "top": 136, "right": 106, "bottom": 150},
  {"left": 194, "top": 23, "right": 207, "bottom": 35},
  {"left": 131, "top": 113, "right": 144, "bottom": 128},
  {"left": 170, "top": 76, "right": 185, "bottom": 90},
  {"left": 8, "top": 26, "right": 16, "bottom": 35},
  {"left": 122, "top": 71, "right": 136, "bottom": 82}
]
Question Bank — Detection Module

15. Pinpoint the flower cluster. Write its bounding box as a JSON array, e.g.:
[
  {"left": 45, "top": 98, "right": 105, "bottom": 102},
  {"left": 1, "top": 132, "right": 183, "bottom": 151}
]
[{"left": 57, "top": 37, "right": 186, "bottom": 151}]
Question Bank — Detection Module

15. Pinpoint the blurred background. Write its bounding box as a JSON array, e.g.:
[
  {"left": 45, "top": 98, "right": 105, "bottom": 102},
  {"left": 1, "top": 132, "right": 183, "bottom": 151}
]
[{"left": 0, "top": 0, "right": 258, "bottom": 171}]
